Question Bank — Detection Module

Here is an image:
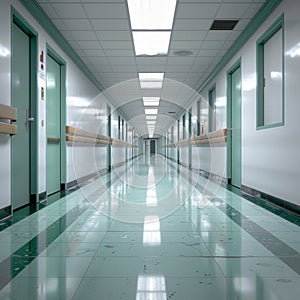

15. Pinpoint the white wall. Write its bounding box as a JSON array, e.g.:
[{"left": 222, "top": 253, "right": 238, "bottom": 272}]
[
  {"left": 0, "top": 0, "right": 113, "bottom": 210},
  {"left": 181, "top": 0, "right": 300, "bottom": 205}
]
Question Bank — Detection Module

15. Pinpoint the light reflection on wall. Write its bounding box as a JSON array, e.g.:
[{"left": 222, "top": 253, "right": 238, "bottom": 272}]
[
  {"left": 143, "top": 216, "right": 161, "bottom": 246},
  {"left": 286, "top": 42, "right": 300, "bottom": 58},
  {"left": 0, "top": 45, "right": 10, "bottom": 57},
  {"left": 243, "top": 73, "right": 256, "bottom": 91},
  {"left": 136, "top": 275, "right": 167, "bottom": 300}
]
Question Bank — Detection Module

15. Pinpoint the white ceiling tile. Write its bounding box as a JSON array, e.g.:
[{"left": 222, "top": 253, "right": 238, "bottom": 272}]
[
  {"left": 228, "top": 30, "right": 242, "bottom": 41},
  {"left": 173, "top": 19, "right": 212, "bottom": 31},
  {"left": 222, "top": 40, "right": 235, "bottom": 49},
  {"left": 136, "top": 65, "right": 166, "bottom": 72},
  {"left": 196, "top": 49, "right": 219, "bottom": 56},
  {"left": 88, "top": 57, "right": 110, "bottom": 65},
  {"left": 136, "top": 57, "right": 167, "bottom": 65},
  {"left": 190, "top": 64, "right": 210, "bottom": 73},
  {"left": 205, "top": 31, "right": 232, "bottom": 41},
  {"left": 52, "top": 3, "right": 86, "bottom": 18},
  {"left": 83, "top": 49, "right": 106, "bottom": 56},
  {"left": 234, "top": 19, "right": 251, "bottom": 31},
  {"left": 167, "top": 57, "right": 195, "bottom": 65},
  {"left": 77, "top": 40, "right": 101, "bottom": 49},
  {"left": 165, "top": 65, "right": 191, "bottom": 72},
  {"left": 170, "top": 40, "right": 203, "bottom": 49},
  {"left": 39, "top": 3, "right": 60, "bottom": 19},
  {"left": 243, "top": 3, "right": 264, "bottom": 18},
  {"left": 176, "top": 3, "right": 220, "bottom": 19},
  {"left": 109, "top": 57, "right": 136, "bottom": 65},
  {"left": 83, "top": 3, "right": 127, "bottom": 19},
  {"left": 217, "top": 49, "right": 228, "bottom": 57},
  {"left": 194, "top": 56, "right": 214, "bottom": 64},
  {"left": 71, "top": 31, "right": 97, "bottom": 41},
  {"left": 96, "top": 31, "right": 132, "bottom": 41},
  {"left": 216, "top": 3, "right": 250, "bottom": 18},
  {"left": 91, "top": 19, "right": 130, "bottom": 31},
  {"left": 92, "top": 65, "right": 113, "bottom": 73},
  {"left": 52, "top": 19, "right": 66, "bottom": 30},
  {"left": 201, "top": 41, "right": 224, "bottom": 50},
  {"left": 63, "top": 19, "right": 93, "bottom": 31},
  {"left": 172, "top": 31, "right": 207, "bottom": 41},
  {"left": 101, "top": 41, "right": 132, "bottom": 49},
  {"left": 104, "top": 49, "right": 134, "bottom": 56},
  {"left": 67, "top": 40, "right": 81, "bottom": 50},
  {"left": 60, "top": 30, "right": 76, "bottom": 41},
  {"left": 111, "top": 65, "right": 137, "bottom": 72}
]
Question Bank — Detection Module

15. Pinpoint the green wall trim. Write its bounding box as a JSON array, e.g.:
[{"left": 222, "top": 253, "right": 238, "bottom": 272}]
[
  {"left": 256, "top": 14, "right": 285, "bottom": 129},
  {"left": 11, "top": 6, "right": 39, "bottom": 198},
  {"left": 18, "top": 0, "right": 124, "bottom": 116},
  {"left": 226, "top": 58, "right": 242, "bottom": 180},
  {"left": 186, "top": 0, "right": 283, "bottom": 107},
  {"left": 18, "top": 0, "right": 104, "bottom": 93},
  {"left": 46, "top": 43, "right": 67, "bottom": 185},
  {"left": 174, "top": 0, "right": 283, "bottom": 135},
  {"left": 208, "top": 83, "right": 216, "bottom": 133}
]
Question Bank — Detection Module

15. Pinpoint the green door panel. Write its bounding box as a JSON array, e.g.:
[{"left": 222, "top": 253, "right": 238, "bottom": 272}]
[
  {"left": 231, "top": 67, "right": 242, "bottom": 188},
  {"left": 12, "top": 23, "right": 31, "bottom": 209},
  {"left": 150, "top": 140, "right": 155, "bottom": 154},
  {"left": 46, "top": 54, "right": 61, "bottom": 195}
]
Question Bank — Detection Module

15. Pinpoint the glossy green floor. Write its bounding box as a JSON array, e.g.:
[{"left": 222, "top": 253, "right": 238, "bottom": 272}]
[{"left": 0, "top": 155, "right": 300, "bottom": 299}]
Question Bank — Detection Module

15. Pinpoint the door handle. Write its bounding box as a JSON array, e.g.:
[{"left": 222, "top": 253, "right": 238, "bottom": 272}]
[{"left": 25, "top": 108, "right": 35, "bottom": 130}]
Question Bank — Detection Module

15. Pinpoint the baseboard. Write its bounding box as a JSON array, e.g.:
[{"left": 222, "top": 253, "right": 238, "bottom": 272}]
[
  {"left": 241, "top": 185, "right": 300, "bottom": 216},
  {"left": 0, "top": 205, "right": 11, "bottom": 221},
  {"left": 39, "top": 191, "right": 47, "bottom": 202},
  {"left": 66, "top": 168, "right": 108, "bottom": 190}
]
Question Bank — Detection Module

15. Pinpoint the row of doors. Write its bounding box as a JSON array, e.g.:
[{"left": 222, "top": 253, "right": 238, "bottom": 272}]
[
  {"left": 171, "top": 62, "right": 242, "bottom": 188},
  {"left": 12, "top": 21, "right": 62, "bottom": 210}
]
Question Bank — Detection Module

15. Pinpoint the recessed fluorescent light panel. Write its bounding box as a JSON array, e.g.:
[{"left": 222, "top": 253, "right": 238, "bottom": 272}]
[
  {"left": 139, "top": 73, "right": 164, "bottom": 89},
  {"left": 127, "top": 0, "right": 177, "bottom": 30},
  {"left": 146, "top": 115, "right": 157, "bottom": 120},
  {"left": 145, "top": 108, "right": 158, "bottom": 115},
  {"left": 133, "top": 31, "right": 171, "bottom": 56},
  {"left": 143, "top": 97, "right": 160, "bottom": 106}
]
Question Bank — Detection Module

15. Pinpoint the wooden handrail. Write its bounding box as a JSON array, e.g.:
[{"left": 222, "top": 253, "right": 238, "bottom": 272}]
[
  {"left": 0, "top": 123, "right": 17, "bottom": 135},
  {"left": 0, "top": 104, "right": 17, "bottom": 121},
  {"left": 0, "top": 104, "right": 17, "bottom": 135},
  {"left": 66, "top": 126, "right": 111, "bottom": 142},
  {"left": 192, "top": 136, "right": 227, "bottom": 145},
  {"left": 66, "top": 125, "right": 136, "bottom": 147},
  {"left": 192, "top": 128, "right": 227, "bottom": 142},
  {"left": 66, "top": 135, "right": 110, "bottom": 145},
  {"left": 163, "top": 128, "right": 228, "bottom": 148}
]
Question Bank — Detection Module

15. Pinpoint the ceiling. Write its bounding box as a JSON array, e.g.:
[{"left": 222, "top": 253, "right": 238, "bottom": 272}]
[{"left": 36, "top": 0, "right": 265, "bottom": 137}]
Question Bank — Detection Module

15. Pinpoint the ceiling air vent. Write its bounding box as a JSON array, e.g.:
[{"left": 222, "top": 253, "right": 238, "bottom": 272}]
[
  {"left": 210, "top": 20, "right": 239, "bottom": 30},
  {"left": 173, "top": 50, "right": 193, "bottom": 57}
]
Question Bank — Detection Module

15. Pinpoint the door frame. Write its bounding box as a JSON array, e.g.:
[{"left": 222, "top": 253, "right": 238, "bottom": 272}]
[
  {"left": 46, "top": 44, "right": 67, "bottom": 190},
  {"left": 226, "top": 57, "right": 242, "bottom": 184},
  {"left": 11, "top": 9, "right": 38, "bottom": 206}
]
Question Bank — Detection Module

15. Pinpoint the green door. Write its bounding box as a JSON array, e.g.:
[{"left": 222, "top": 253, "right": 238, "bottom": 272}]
[
  {"left": 150, "top": 140, "right": 155, "bottom": 155},
  {"left": 12, "top": 23, "right": 32, "bottom": 210},
  {"left": 231, "top": 66, "right": 242, "bottom": 188},
  {"left": 46, "top": 54, "right": 61, "bottom": 195}
]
